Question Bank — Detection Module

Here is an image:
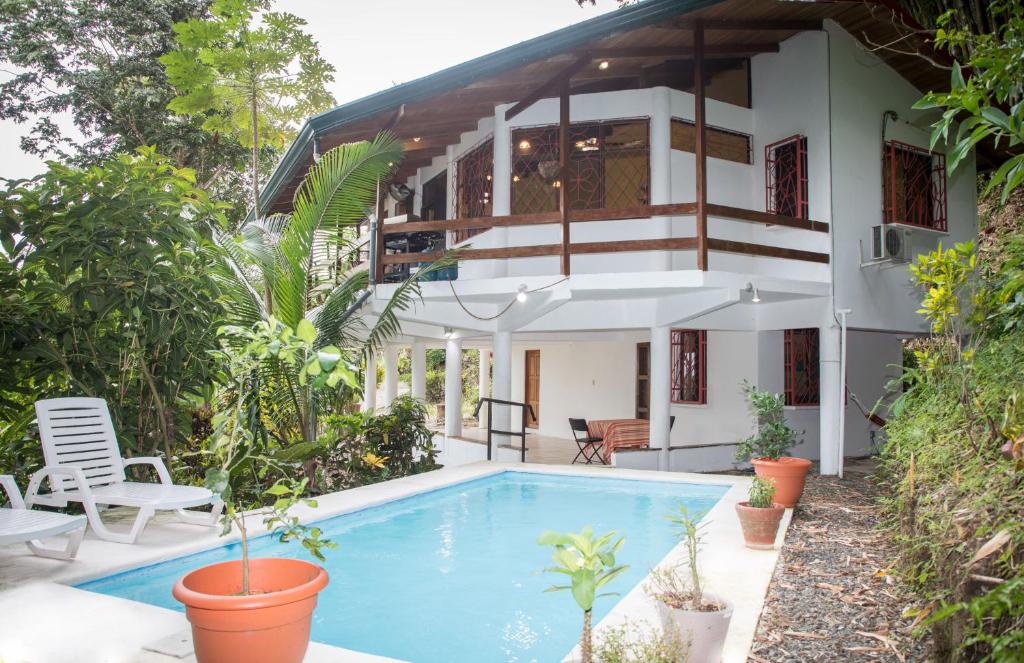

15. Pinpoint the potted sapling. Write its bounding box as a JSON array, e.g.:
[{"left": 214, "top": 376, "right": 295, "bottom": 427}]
[
  {"left": 734, "top": 381, "right": 810, "bottom": 507},
  {"left": 735, "top": 475, "right": 786, "bottom": 550},
  {"left": 172, "top": 318, "right": 353, "bottom": 663},
  {"left": 646, "top": 505, "right": 732, "bottom": 663}
]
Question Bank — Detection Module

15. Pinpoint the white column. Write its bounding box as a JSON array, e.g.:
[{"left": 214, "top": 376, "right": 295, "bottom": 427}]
[
  {"left": 491, "top": 108, "right": 511, "bottom": 278},
  {"left": 445, "top": 337, "right": 463, "bottom": 437},
  {"left": 382, "top": 345, "right": 399, "bottom": 408},
  {"left": 819, "top": 323, "right": 842, "bottom": 476},
  {"left": 491, "top": 331, "right": 512, "bottom": 441},
  {"left": 410, "top": 340, "right": 426, "bottom": 401},
  {"left": 477, "top": 348, "right": 490, "bottom": 428},
  {"left": 649, "top": 87, "right": 673, "bottom": 271},
  {"left": 649, "top": 326, "right": 671, "bottom": 471},
  {"left": 362, "top": 353, "right": 377, "bottom": 413}
]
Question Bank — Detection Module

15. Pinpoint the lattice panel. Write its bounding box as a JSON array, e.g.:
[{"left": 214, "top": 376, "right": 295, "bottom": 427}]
[
  {"left": 785, "top": 328, "right": 819, "bottom": 407},
  {"left": 765, "top": 135, "right": 808, "bottom": 219},
  {"left": 883, "top": 140, "right": 947, "bottom": 231},
  {"left": 453, "top": 137, "right": 493, "bottom": 243},
  {"left": 510, "top": 120, "right": 649, "bottom": 215},
  {"left": 671, "top": 329, "right": 707, "bottom": 404}
]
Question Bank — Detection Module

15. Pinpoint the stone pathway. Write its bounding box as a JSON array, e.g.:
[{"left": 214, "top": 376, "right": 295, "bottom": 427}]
[{"left": 748, "top": 460, "right": 932, "bottom": 662}]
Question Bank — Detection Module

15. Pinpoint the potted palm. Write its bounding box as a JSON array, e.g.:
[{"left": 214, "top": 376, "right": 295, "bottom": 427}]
[
  {"left": 734, "top": 382, "right": 810, "bottom": 507},
  {"left": 172, "top": 318, "right": 353, "bottom": 663},
  {"left": 646, "top": 505, "right": 732, "bottom": 663},
  {"left": 538, "top": 526, "right": 629, "bottom": 663},
  {"left": 735, "top": 476, "right": 786, "bottom": 550}
]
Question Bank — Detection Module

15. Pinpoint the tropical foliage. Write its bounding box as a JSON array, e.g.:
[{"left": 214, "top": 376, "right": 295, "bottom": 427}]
[
  {"left": 161, "top": 0, "right": 336, "bottom": 223},
  {"left": 539, "top": 527, "right": 628, "bottom": 663},
  {"left": 0, "top": 148, "right": 227, "bottom": 476}
]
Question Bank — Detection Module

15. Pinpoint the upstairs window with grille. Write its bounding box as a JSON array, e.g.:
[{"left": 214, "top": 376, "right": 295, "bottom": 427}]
[
  {"left": 671, "top": 329, "right": 707, "bottom": 405},
  {"left": 453, "top": 137, "right": 493, "bottom": 243},
  {"left": 510, "top": 120, "right": 649, "bottom": 215},
  {"left": 784, "top": 328, "right": 819, "bottom": 406},
  {"left": 765, "top": 135, "right": 808, "bottom": 219},
  {"left": 883, "top": 140, "right": 947, "bottom": 231}
]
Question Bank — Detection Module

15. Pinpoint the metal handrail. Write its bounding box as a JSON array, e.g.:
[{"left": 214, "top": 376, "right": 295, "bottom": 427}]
[{"left": 472, "top": 397, "right": 535, "bottom": 462}]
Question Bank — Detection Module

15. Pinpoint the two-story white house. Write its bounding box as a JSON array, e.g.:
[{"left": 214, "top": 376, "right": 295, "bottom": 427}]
[{"left": 260, "top": 0, "right": 978, "bottom": 476}]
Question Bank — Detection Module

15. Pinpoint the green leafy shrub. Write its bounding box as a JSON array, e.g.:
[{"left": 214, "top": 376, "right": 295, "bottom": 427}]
[
  {"left": 748, "top": 476, "right": 777, "bottom": 509},
  {"left": 593, "top": 620, "right": 688, "bottom": 663},
  {"left": 734, "top": 382, "right": 800, "bottom": 462}
]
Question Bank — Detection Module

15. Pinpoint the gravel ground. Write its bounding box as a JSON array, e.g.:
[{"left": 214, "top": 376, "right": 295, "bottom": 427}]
[{"left": 748, "top": 459, "right": 933, "bottom": 662}]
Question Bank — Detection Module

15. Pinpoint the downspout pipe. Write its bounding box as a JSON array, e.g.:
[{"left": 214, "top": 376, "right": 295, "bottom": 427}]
[{"left": 837, "top": 308, "right": 852, "bottom": 478}]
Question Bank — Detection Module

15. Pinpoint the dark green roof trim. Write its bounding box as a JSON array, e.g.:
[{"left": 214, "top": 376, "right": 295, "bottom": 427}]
[{"left": 261, "top": 0, "right": 721, "bottom": 213}]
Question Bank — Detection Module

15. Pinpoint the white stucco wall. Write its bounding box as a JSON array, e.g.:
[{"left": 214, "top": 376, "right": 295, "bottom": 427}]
[{"left": 826, "top": 21, "right": 978, "bottom": 333}]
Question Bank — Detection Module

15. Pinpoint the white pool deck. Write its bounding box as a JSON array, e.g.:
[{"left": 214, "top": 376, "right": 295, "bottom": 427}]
[{"left": 0, "top": 462, "right": 791, "bottom": 663}]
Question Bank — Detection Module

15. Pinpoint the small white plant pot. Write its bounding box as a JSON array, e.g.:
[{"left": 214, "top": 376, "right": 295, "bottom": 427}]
[{"left": 655, "top": 592, "right": 733, "bottom": 663}]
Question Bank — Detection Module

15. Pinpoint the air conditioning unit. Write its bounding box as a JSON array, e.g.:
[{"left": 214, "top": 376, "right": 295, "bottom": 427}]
[{"left": 870, "top": 225, "right": 911, "bottom": 262}]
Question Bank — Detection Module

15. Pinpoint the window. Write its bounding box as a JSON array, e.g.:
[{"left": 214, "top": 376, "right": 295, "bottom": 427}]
[
  {"left": 510, "top": 120, "right": 649, "bottom": 215},
  {"left": 883, "top": 140, "right": 947, "bottom": 231},
  {"left": 670, "top": 119, "right": 752, "bottom": 165},
  {"left": 671, "top": 329, "right": 707, "bottom": 404},
  {"left": 453, "top": 137, "right": 493, "bottom": 242},
  {"left": 765, "top": 135, "right": 808, "bottom": 219},
  {"left": 784, "top": 329, "right": 819, "bottom": 406}
]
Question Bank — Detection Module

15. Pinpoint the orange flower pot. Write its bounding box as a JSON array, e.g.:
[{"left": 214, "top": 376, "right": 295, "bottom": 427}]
[
  {"left": 173, "top": 558, "right": 329, "bottom": 663},
  {"left": 751, "top": 456, "right": 812, "bottom": 507},
  {"left": 735, "top": 501, "right": 786, "bottom": 549}
]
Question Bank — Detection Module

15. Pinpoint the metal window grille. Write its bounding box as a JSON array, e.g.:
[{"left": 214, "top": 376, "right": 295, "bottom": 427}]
[
  {"left": 882, "top": 140, "right": 947, "bottom": 231},
  {"left": 670, "top": 329, "right": 707, "bottom": 404},
  {"left": 510, "top": 119, "right": 650, "bottom": 215},
  {"left": 765, "top": 135, "right": 808, "bottom": 219},
  {"left": 784, "top": 328, "right": 819, "bottom": 406},
  {"left": 452, "top": 137, "right": 493, "bottom": 243}
]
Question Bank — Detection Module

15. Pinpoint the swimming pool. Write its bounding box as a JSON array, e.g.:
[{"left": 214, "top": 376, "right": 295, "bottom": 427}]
[{"left": 78, "top": 471, "right": 728, "bottom": 662}]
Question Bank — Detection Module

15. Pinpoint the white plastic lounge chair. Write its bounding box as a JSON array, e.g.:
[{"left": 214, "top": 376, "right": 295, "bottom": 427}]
[
  {"left": 1, "top": 474, "right": 86, "bottom": 560},
  {"left": 26, "top": 397, "right": 223, "bottom": 544}
]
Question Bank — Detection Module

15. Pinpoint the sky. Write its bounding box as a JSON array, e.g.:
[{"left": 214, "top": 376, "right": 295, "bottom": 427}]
[{"left": 0, "top": 0, "right": 620, "bottom": 179}]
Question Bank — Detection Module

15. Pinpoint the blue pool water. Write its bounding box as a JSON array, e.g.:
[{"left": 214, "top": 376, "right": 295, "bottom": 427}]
[{"left": 79, "top": 471, "right": 727, "bottom": 663}]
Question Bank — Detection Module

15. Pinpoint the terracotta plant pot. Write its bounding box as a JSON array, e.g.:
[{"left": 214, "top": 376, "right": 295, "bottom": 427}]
[
  {"left": 735, "top": 501, "right": 786, "bottom": 550},
  {"left": 655, "top": 592, "right": 733, "bottom": 663},
  {"left": 173, "top": 558, "right": 329, "bottom": 663},
  {"left": 751, "top": 456, "right": 811, "bottom": 507}
]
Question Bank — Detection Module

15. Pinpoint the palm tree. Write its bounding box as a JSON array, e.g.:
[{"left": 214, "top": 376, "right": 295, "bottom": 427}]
[{"left": 215, "top": 131, "right": 442, "bottom": 449}]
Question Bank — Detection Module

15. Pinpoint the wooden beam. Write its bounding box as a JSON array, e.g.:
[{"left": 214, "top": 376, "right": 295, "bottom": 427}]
[
  {"left": 382, "top": 211, "right": 561, "bottom": 235},
  {"left": 571, "top": 237, "right": 698, "bottom": 254},
  {"left": 569, "top": 202, "right": 697, "bottom": 222},
  {"left": 381, "top": 244, "right": 562, "bottom": 265},
  {"left": 559, "top": 80, "right": 570, "bottom": 276},
  {"left": 706, "top": 238, "right": 830, "bottom": 264},
  {"left": 589, "top": 44, "right": 779, "bottom": 60},
  {"left": 693, "top": 20, "right": 708, "bottom": 271},
  {"left": 677, "top": 19, "right": 823, "bottom": 32},
  {"left": 504, "top": 55, "right": 592, "bottom": 121},
  {"left": 705, "top": 204, "right": 829, "bottom": 233}
]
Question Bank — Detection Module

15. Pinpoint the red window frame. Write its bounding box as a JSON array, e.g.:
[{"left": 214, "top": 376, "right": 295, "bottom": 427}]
[
  {"left": 882, "top": 140, "right": 948, "bottom": 231},
  {"left": 765, "top": 135, "right": 808, "bottom": 219},
  {"left": 670, "top": 329, "right": 707, "bottom": 405},
  {"left": 784, "top": 328, "right": 819, "bottom": 406}
]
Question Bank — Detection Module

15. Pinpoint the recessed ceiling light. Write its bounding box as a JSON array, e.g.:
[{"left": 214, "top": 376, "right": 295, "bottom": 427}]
[
  {"left": 412, "top": 136, "right": 422, "bottom": 142},
  {"left": 598, "top": 60, "right": 610, "bottom": 70}
]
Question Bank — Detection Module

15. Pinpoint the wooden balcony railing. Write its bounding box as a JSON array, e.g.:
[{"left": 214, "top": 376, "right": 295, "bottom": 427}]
[{"left": 375, "top": 203, "right": 828, "bottom": 281}]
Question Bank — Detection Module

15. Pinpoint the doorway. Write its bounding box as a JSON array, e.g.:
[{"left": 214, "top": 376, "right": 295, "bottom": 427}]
[
  {"left": 636, "top": 342, "right": 650, "bottom": 420},
  {"left": 525, "top": 350, "right": 540, "bottom": 428}
]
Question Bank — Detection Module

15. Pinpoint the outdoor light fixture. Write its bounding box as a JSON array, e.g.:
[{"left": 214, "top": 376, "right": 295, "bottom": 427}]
[
  {"left": 443, "top": 327, "right": 455, "bottom": 338},
  {"left": 412, "top": 136, "right": 422, "bottom": 142},
  {"left": 516, "top": 284, "right": 529, "bottom": 303},
  {"left": 745, "top": 282, "right": 761, "bottom": 303},
  {"left": 598, "top": 60, "right": 610, "bottom": 70}
]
